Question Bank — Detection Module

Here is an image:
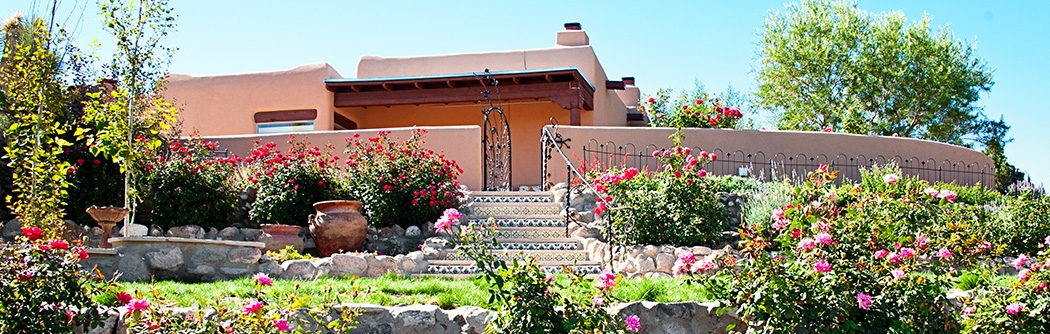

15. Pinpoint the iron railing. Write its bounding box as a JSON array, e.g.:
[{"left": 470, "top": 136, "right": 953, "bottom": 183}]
[
  {"left": 540, "top": 119, "right": 634, "bottom": 273},
  {"left": 580, "top": 140, "right": 995, "bottom": 187}
]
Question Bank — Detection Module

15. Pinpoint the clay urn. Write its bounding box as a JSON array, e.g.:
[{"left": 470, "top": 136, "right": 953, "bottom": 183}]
[
  {"left": 258, "top": 224, "right": 305, "bottom": 253},
  {"left": 309, "top": 200, "right": 368, "bottom": 257}
]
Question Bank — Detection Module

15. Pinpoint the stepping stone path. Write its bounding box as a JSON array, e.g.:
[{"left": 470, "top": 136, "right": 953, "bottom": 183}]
[{"left": 425, "top": 191, "right": 603, "bottom": 276}]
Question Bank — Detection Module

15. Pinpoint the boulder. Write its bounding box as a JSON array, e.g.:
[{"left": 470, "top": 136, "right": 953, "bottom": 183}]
[
  {"left": 332, "top": 253, "right": 368, "bottom": 277},
  {"left": 280, "top": 259, "right": 318, "bottom": 280},
  {"left": 405, "top": 225, "right": 422, "bottom": 238},
  {"left": 2, "top": 218, "right": 22, "bottom": 238},
  {"left": 610, "top": 301, "right": 743, "bottom": 334},
  {"left": 167, "top": 225, "right": 206, "bottom": 239},
  {"left": 146, "top": 247, "right": 184, "bottom": 271},
  {"left": 227, "top": 247, "right": 262, "bottom": 264}
]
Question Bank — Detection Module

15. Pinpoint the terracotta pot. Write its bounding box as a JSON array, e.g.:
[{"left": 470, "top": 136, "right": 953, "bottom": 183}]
[
  {"left": 258, "top": 224, "right": 305, "bottom": 252},
  {"left": 309, "top": 200, "right": 368, "bottom": 257}
]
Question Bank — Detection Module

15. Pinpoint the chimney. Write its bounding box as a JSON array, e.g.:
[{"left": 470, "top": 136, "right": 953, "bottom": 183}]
[
  {"left": 616, "top": 77, "right": 641, "bottom": 109},
  {"left": 556, "top": 22, "right": 589, "bottom": 46}
]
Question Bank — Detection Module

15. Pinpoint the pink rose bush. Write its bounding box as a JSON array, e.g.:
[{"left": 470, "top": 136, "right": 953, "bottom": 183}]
[
  {"left": 961, "top": 244, "right": 1050, "bottom": 331},
  {"left": 720, "top": 163, "right": 1000, "bottom": 332}
]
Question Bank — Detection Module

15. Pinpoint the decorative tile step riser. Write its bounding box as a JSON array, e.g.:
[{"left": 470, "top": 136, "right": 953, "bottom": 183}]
[
  {"left": 492, "top": 229, "right": 566, "bottom": 239},
  {"left": 444, "top": 251, "right": 589, "bottom": 262},
  {"left": 427, "top": 265, "right": 603, "bottom": 275},
  {"left": 472, "top": 196, "right": 552, "bottom": 203},
  {"left": 491, "top": 242, "right": 579, "bottom": 251},
  {"left": 468, "top": 205, "right": 561, "bottom": 217},
  {"left": 467, "top": 218, "right": 566, "bottom": 228}
]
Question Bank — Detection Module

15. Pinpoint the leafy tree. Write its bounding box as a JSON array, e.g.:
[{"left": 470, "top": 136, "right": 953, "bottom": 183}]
[
  {"left": 79, "top": 0, "right": 178, "bottom": 222},
  {"left": 973, "top": 116, "right": 1025, "bottom": 191},
  {"left": 755, "top": 0, "right": 994, "bottom": 145},
  {"left": 0, "top": 16, "right": 74, "bottom": 237}
]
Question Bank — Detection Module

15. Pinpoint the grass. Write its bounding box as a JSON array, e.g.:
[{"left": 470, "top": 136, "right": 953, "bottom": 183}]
[{"left": 118, "top": 273, "right": 720, "bottom": 310}]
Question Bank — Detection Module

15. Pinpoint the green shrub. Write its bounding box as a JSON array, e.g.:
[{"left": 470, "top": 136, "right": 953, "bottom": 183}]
[
  {"left": 63, "top": 145, "right": 124, "bottom": 226},
  {"left": 244, "top": 136, "right": 346, "bottom": 226},
  {"left": 264, "top": 245, "right": 313, "bottom": 263},
  {"left": 960, "top": 243, "right": 1050, "bottom": 333},
  {"left": 932, "top": 181, "right": 1002, "bottom": 206},
  {"left": 715, "top": 164, "right": 994, "bottom": 332},
  {"left": 142, "top": 138, "right": 239, "bottom": 229},
  {"left": 343, "top": 129, "right": 462, "bottom": 229},
  {"left": 0, "top": 229, "right": 109, "bottom": 333},
  {"left": 741, "top": 179, "right": 794, "bottom": 228},
  {"left": 597, "top": 144, "right": 726, "bottom": 247},
  {"left": 983, "top": 193, "right": 1050, "bottom": 256}
]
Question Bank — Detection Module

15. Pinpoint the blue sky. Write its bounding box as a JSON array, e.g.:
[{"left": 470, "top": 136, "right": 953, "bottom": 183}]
[{"left": 4, "top": 1, "right": 1048, "bottom": 185}]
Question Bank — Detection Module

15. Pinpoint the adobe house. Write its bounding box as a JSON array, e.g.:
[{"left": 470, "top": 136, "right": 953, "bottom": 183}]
[{"left": 166, "top": 23, "right": 647, "bottom": 190}]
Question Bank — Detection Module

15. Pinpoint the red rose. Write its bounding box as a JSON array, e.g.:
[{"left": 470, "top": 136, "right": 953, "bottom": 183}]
[{"left": 22, "top": 226, "right": 43, "bottom": 241}]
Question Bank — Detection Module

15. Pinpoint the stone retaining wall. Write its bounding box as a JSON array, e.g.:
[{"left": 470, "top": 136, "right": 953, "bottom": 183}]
[
  {"left": 82, "top": 301, "right": 741, "bottom": 334},
  {"left": 85, "top": 237, "right": 277, "bottom": 282}
]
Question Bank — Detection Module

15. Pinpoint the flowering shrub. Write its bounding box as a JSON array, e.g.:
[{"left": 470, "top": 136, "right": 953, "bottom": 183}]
[
  {"left": 595, "top": 137, "right": 727, "bottom": 246},
  {"left": 437, "top": 210, "right": 639, "bottom": 333},
  {"left": 63, "top": 144, "right": 124, "bottom": 226},
  {"left": 716, "top": 164, "right": 995, "bottom": 332},
  {"left": 987, "top": 192, "right": 1050, "bottom": 256},
  {"left": 142, "top": 137, "right": 240, "bottom": 229},
  {"left": 122, "top": 272, "right": 357, "bottom": 333},
  {"left": 961, "top": 241, "right": 1050, "bottom": 333},
  {"left": 343, "top": 129, "right": 462, "bottom": 228},
  {"left": 0, "top": 227, "right": 108, "bottom": 332},
  {"left": 244, "top": 136, "right": 346, "bottom": 226},
  {"left": 641, "top": 87, "right": 744, "bottom": 129}
]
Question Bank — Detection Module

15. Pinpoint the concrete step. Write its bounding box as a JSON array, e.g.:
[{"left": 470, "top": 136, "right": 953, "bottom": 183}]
[
  {"left": 491, "top": 238, "right": 580, "bottom": 251},
  {"left": 470, "top": 191, "right": 553, "bottom": 203},
  {"left": 489, "top": 227, "right": 566, "bottom": 239},
  {"left": 466, "top": 203, "right": 562, "bottom": 217},
  {"left": 465, "top": 217, "right": 566, "bottom": 228},
  {"left": 425, "top": 260, "right": 603, "bottom": 276},
  {"left": 444, "top": 249, "right": 590, "bottom": 262}
]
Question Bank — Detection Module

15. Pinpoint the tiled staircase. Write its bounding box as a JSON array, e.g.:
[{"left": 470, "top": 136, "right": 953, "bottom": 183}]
[{"left": 425, "top": 191, "right": 603, "bottom": 276}]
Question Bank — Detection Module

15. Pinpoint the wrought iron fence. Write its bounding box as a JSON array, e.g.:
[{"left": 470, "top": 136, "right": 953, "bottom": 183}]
[{"left": 579, "top": 139, "right": 995, "bottom": 187}]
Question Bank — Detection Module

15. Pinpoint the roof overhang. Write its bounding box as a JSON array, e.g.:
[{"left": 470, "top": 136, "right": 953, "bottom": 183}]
[{"left": 325, "top": 67, "right": 595, "bottom": 111}]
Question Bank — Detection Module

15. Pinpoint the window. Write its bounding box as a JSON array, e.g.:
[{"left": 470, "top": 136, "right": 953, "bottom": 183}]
[{"left": 257, "top": 121, "right": 315, "bottom": 134}]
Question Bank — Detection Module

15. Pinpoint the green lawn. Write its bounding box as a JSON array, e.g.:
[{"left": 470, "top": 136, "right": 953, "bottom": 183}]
[{"left": 118, "top": 274, "right": 721, "bottom": 310}]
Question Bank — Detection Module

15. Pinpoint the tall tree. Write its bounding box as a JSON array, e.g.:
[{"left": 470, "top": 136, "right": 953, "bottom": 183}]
[{"left": 754, "top": 0, "right": 994, "bottom": 146}]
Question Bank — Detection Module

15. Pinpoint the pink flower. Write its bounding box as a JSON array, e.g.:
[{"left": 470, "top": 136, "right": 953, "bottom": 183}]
[
  {"left": 624, "top": 315, "right": 641, "bottom": 332},
  {"left": 592, "top": 295, "right": 605, "bottom": 306},
  {"left": 22, "top": 227, "right": 42, "bottom": 241},
  {"left": 623, "top": 168, "right": 639, "bottom": 180},
  {"left": 887, "top": 252, "right": 903, "bottom": 264},
  {"left": 709, "top": 153, "right": 717, "bottom": 161},
  {"left": 120, "top": 298, "right": 150, "bottom": 317},
  {"left": 1045, "top": 235, "right": 1050, "bottom": 245},
  {"left": 797, "top": 238, "right": 818, "bottom": 252},
  {"left": 544, "top": 272, "right": 555, "bottom": 282},
  {"left": 815, "top": 233, "right": 832, "bottom": 245},
  {"left": 891, "top": 269, "right": 906, "bottom": 280},
  {"left": 899, "top": 247, "right": 917, "bottom": 259},
  {"left": 962, "top": 306, "right": 975, "bottom": 319},
  {"left": 1018, "top": 269, "right": 1031, "bottom": 282},
  {"left": 937, "top": 189, "right": 957, "bottom": 202},
  {"left": 772, "top": 219, "right": 789, "bottom": 231},
  {"left": 697, "top": 169, "right": 707, "bottom": 178},
  {"left": 76, "top": 247, "right": 89, "bottom": 260},
  {"left": 883, "top": 174, "right": 899, "bottom": 184},
  {"left": 874, "top": 249, "right": 889, "bottom": 259},
  {"left": 49, "top": 239, "right": 69, "bottom": 250},
  {"left": 818, "top": 164, "right": 829, "bottom": 173},
  {"left": 924, "top": 187, "right": 940, "bottom": 197},
  {"left": 242, "top": 299, "right": 265, "bottom": 315},
  {"left": 273, "top": 318, "right": 291, "bottom": 332},
  {"left": 814, "top": 259, "right": 832, "bottom": 273},
  {"left": 442, "top": 208, "right": 462, "bottom": 221},
  {"left": 915, "top": 235, "right": 928, "bottom": 249},
  {"left": 1006, "top": 303, "right": 1023, "bottom": 316},
  {"left": 434, "top": 217, "right": 453, "bottom": 233},
  {"left": 771, "top": 208, "right": 785, "bottom": 221},
  {"left": 647, "top": 97, "right": 655, "bottom": 103},
  {"left": 699, "top": 151, "right": 709, "bottom": 159},
  {"left": 824, "top": 127, "right": 832, "bottom": 132},
  {"left": 252, "top": 272, "right": 273, "bottom": 286},
  {"left": 1014, "top": 255, "right": 1030, "bottom": 270},
  {"left": 693, "top": 260, "right": 716, "bottom": 273},
  {"left": 855, "top": 292, "right": 872, "bottom": 310},
  {"left": 596, "top": 270, "right": 617, "bottom": 291},
  {"left": 790, "top": 228, "right": 803, "bottom": 239},
  {"left": 936, "top": 248, "right": 952, "bottom": 260}
]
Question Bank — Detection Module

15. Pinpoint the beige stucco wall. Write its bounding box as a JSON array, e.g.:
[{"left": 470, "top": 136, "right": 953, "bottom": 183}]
[
  {"left": 335, "top": 101, "right": 567, "bottom": 188},
  {"left": 356, "top": 39, "right": 630, "bottom": 127},
  {"left": 165, "top": 63, "right": 343, "bottom": 136},
  {"left": 199, "top": 126, "right": 483, "bottom": 191},
  {"left": 542, "top": 126, "right": 995, "bottom": 188}
]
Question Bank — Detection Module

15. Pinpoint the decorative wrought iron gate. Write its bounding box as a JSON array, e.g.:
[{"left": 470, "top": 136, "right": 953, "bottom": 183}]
[
  {"left": 482, "top": 106, "right": 511, "bottom": 190},
  {"left": 478, "top": 69, "right": 512, "bottom": 191}
]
